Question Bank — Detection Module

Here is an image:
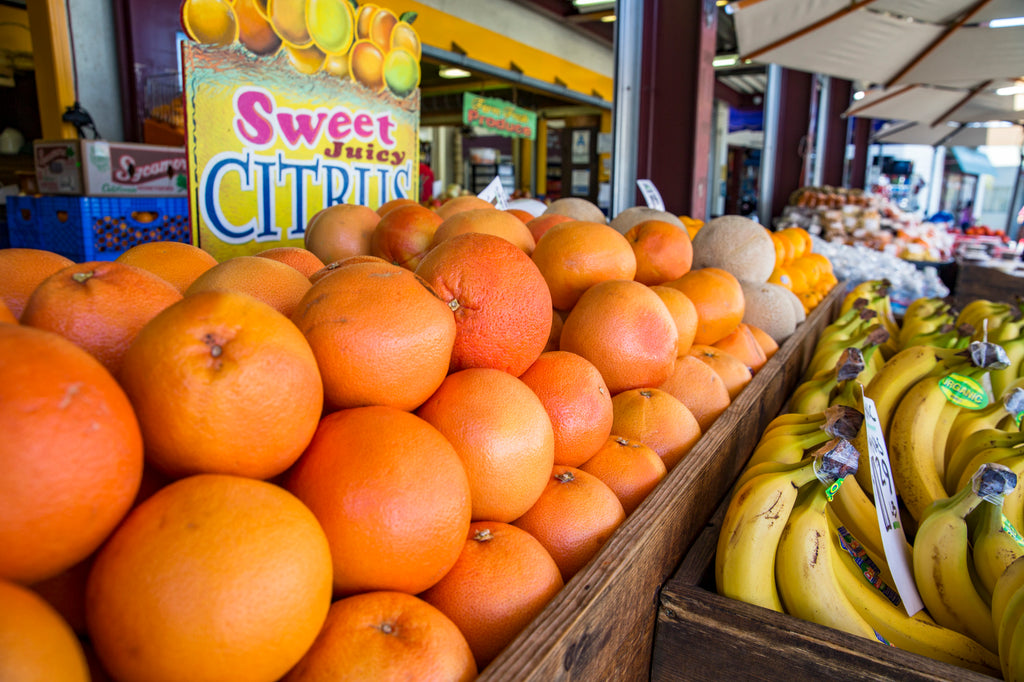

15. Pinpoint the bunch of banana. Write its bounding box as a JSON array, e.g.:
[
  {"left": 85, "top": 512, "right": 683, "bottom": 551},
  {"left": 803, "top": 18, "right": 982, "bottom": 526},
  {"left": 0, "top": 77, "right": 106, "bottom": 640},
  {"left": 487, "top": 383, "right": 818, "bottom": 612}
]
[
  {"left": 897, "top": 298, "right": 958, "bottom": 350},
  {"left": 743, "top": 404, "right": 862, "bottom": 471},
  {"left": 944, "top": 385, "right": 1024, "bottom": 479},
  {"left": 912, "top": 462, "right": 1017, "bottom": 654},
  {"left": 831, "top": 519, "right": 1001, "bottom": 675},
  {"left": 888, "top": 342, "right": 1010, "bottom": 522},
  {"left": 958, "top": 298, "right": 1023, "bottom": 339},
  {"left": 788, "top": 336, "right": 886, "bottom": 415},
  {"left": 968, "top": 491, "right": 1024, "bottom": 602},
  {"left": 840, "top": 280, "right": 901, "bottom": 359},
  {"left": 801, "top": 307, "right": 886, "bottom": 381},
  {"left": 993, "top": 556, "right": 1024, "bottom": 678},
  {"left": 716, "top": 437, "right": 858, "bottom": 612}
]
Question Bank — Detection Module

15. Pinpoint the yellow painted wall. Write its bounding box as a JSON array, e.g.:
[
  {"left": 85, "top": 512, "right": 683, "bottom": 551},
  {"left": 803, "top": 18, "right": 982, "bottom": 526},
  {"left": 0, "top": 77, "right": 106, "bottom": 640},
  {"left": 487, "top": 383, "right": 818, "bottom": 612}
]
[{"left": 395, "top": 1, "right": 614, "bottom": 102}]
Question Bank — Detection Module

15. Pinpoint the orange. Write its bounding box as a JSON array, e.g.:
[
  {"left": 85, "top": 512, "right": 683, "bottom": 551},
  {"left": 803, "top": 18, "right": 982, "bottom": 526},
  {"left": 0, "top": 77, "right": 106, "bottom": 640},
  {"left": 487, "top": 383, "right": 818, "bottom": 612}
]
[
  {"left": 767, "top": 266, "right": 793, "bottom": 290},
  {"left": 782, "top": 263, "right": 810, "bottom": 294},
  {"left": 291, "top": 260, "right": 456, "bottom": 412},
  {"left": 430, "top": 208, "right": 537, "bottom": 255},
  {"left": 0, "top": 298, "right": 14, "bottom": 323},
  {"left": 0, "top": 578, "right": 89, "bottom": 682},
  {"left": 283, "top": 591, "right": 477, "bottom": 682},
  {"left": 505, "top": 208, "right": 535, "bottom": 223},
  {"left": 770, "top": 231, "right": 794, "bottom": 267},
  {"left": 747, "top": 323, "right": 779, "bottom": 359},
  {"left": 714, "top": 322, "right": 768, "bottom": 373},
  {"left": 85, "top": 474, "right": 333, "bottom": 682},
  {"left": 370, "top": 203, "right": 443, "bottom": 270},
  {"left": 624, "top": 219, "right": 693, "bottom": 286},
  {"left": 0, "top": 248, "right": 74, "bottom": 318},
  {"left": 0, "top": 324, "right": 143, "bottom": 584},
  {"left": 416, "top": 368, "right": 555, "bottom": 522},
  {"left": 119, "top": 290, "right": 323, "bottom": 480},
  {"left": 185, "top": 255, "right": 312, "bottom": 318},
  {"left": 650, "top": 284, "right": 699, "bottom": 357},
  {"left": 512, "top": 465, "right": 626, "bottom": 582},
  {"left": 435, "top": 195, "right": 496, "bottom": 221},
  {"left": 304, "top": 203, "right": 381, "bottom": 265},
  {"left": 544, "top": 307, "right": 564, "bottom": 352},
  {"left": 559, "top": 279, "right": 678, "bottom": 395},
  {"left": 307, "top": 253, "right": 390, "bottom": 284},
  {"left": 377, "top": 197, "right": 418, "bottom": 217},
  {"left": 530, "top": 220, "right": 637, "bottom": 311},
  {"left": 255, "top": 246, "right": 326, "bottom": 278},
  {"left": 658, "top": 355, "right": 731, "bottom": 432},
  {"left": 415, "top": 232, "right": 552, "bottom": 376},
  {"left": 609, "top": 387, "right": 702, "bottom": 470},
  {"left": 663, "top": 267, "right": 745, "bottom": 346},
  {"left": 519, "top": 350, "right": 614, "bottom": 467},
  {"left": 526, "top": 213, "right": 573, "bottom": 244},
  {"left": 420, "top": 522, "right": 564, "bottom": 668},
  {"left": 688, "top": 344, "right": 752, "bottom": 400},
  {"left": 115, "top": 241, "right": 218, "bottom": 293},
  {"left": 578, "top": 436, "right": 667, "bottom": 515},
  {"left": 286, "top": 406, "right": 471, "bottom": 595}
]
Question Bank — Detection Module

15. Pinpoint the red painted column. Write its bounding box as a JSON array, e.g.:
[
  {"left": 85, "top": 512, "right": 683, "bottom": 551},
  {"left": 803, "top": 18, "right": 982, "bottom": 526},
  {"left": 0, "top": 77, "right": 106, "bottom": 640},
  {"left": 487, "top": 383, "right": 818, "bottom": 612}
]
[
  {"left": 823, "top": 78, "right": 853, "bottom": 187},
  {"left": 635, "top": 0, "right": 717, "bottom": 219},
  {"left": 767, "top": 68, "right": 813, "bottom": 221},
  {"left": 849, "top": 117, "right": 872, "bottom": 189}
]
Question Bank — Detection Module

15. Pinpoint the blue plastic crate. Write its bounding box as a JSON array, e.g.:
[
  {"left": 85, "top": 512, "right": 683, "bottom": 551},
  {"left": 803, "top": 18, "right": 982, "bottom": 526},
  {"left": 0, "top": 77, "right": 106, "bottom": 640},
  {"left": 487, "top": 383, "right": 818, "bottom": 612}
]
[
  {"left": 7, "top": 195, "right": 42, "bottom": 250},
  {"left": 16, "top": 195, "right": 192, "bottom": 262}
]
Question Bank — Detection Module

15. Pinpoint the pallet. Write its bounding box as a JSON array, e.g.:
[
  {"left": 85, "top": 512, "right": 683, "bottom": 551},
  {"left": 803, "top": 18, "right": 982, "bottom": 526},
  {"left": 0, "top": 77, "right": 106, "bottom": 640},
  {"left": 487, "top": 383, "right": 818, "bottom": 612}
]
[{"left": 478, "top": 285, "right": 846, "bottom": 680}]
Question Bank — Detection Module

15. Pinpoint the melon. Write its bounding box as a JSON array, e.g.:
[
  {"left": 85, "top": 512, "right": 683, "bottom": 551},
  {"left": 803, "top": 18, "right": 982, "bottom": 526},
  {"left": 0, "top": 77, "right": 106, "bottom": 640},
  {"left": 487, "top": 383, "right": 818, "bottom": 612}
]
[
  {"left": 739, "top": 282, "right": 798, "bottom": 344},
  {"left": 777, "top": 285, "right": 807, "bottom": 324},
  {"left": 610, "top": 206, "right": 685, "bottom": 234},
  {"left": 691, "top": 215, "right": 775, "bottom": 284},
  {"left": 542, "top": 197, "right": 607, "bottom": 224}
]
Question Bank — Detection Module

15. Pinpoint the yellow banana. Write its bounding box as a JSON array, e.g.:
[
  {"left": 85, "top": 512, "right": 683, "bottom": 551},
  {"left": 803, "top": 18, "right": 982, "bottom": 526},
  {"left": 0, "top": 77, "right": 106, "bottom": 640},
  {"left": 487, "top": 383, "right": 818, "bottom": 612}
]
[
  {"left": 1004, "top": 596, "right": 1024, "bottom": 680},
  {"left": 970, "top": 495, "right": 1024, "bottom": 603},
  {"left": 827, "top": 476, "right": 902, "bottom": 589},
  {"left": 762, "top": 410, "right": 829, "bottom": 434},
  {"left": 775, "top": 483, "right": 880, "bottom": 640},
  {"left": 992, "top": 334, "right": 1024, "bottom": 399},
  {"left": 944, "top": 401, "right": 1016, "bottom": 477},
  {"left": 902, "top": 296, "right": 949, "bottom": 326},
  {"left": 715, "top": 456, "right": 823, "bottom": 611},
  {"left": 832, "top": 523, "right": 1001, "bottom": 675},
  {"left": 912, "top": 463, "right": 1016, "bottom": 653},
  {"left": 744, "top": 427, "right": 832, "bottom": 469},
  {"left": 992, "top": 556, "right": 1024, "bottom": 677},
  {"left": 954, "top": 446, "right": 1024, "bottom": 496},
  {"left": 947, "top": 428, "right": 1024, "bottom": 495}
]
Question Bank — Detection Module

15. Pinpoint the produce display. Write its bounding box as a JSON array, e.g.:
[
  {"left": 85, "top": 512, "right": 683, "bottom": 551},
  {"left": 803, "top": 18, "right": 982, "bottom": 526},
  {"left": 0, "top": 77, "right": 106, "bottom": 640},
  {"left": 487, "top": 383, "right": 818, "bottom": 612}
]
[
  {"left": 0, "top": 197, "right": 830, "bottom": 681},
  {"left": 716, "top": 279, "right": 1024, "bottom": 678}
]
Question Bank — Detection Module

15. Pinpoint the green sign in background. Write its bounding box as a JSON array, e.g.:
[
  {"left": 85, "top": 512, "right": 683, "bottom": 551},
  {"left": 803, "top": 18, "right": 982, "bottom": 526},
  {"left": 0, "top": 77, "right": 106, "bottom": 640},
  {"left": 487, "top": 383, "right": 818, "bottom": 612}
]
[{"left": 463, "top": 93, "right": 537, "bottom": 139}]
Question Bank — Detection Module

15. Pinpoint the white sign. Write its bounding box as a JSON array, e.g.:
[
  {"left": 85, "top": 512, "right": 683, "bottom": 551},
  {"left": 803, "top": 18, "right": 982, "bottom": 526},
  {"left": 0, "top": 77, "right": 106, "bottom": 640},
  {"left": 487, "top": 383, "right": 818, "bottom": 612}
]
[
  {"left": 477, "top": 175, "right": 510, "bottom": 210},
  {"left": 571, "top": 169, "right": 591, "bottom": 196},
  {"left": 862, "top": 390, "right": 924, "bottom": 616},
  {"left": 636, "top": 179, "right": 665, "bottom": 212},
  {"left": 571, "top": 130, "right": 591, "bottom": 164}
]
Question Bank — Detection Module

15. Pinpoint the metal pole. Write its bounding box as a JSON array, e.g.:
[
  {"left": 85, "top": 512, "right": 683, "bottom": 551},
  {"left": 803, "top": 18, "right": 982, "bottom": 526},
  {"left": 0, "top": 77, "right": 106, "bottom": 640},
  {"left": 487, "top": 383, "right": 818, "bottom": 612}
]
[
  {"left": 611, "top": 0, "right": 644, "bottom": 218},
  {"left": 1007, "top": 141, "right": 1024, "bottom": 241},
  {"left": 758, "top": 64, "right": 782, "bottom": 228},
  {"left": 812, "top": 75, "right": 830, "bottom": 187}
]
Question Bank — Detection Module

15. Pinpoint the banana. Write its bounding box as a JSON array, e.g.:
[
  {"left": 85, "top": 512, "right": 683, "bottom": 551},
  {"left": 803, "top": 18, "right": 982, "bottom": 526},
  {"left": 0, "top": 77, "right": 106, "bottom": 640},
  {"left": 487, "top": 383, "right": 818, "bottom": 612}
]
[
  {"left": 827, "top": 474, "right": 904, "bottom": 588},
  {"left": 840, "top": 282, "right": 884, "bottom": 314},
  {"left": 902, "top": 296, "right": 949, "bottom": 326},
  {"left": 832, "top": 523, "right": 1001, "bottom": 675},
  {"left": 958, "top": 300, "right": 1014, "bottom": 335},
  {"left": 954, "top": 446, "right": 1024, "bottom": 497},
  {"left": 775, "top": 482, "right": 881, "bottom": 640},
  {"left": 1004, "top": 595, "right": 1024, "bottom": 680},
  {"left": 970, "top": 494, "right": 1024, "bottom": 603},
  {"left": 715, "top": 456, "right": 824, "bottom": 611},
  {"left": 899, "top": 305, "right": 954, "bottom": 350},
  {"left": 788, "top": 368, "right": 841, "bottom": 415},
  {"left": 744, "top": 427, "right": 833, "bottom": 469},
  {"left": 944, "top": 402, "right": 1016, "bottom": 477},
  {"left": 731, "top": 456, "right": 812, "bottom": 499},
  {"left": 992, "top": 453, "right": 1024, "bottom": 538},
  {"left": 992, "top": 556, "right": 1024, "bottom": 677},
  {"left": 763, "top": 410, "right": 830, "bottom": 433},
  {"left": 889, "top": 368, "right": 981, "bottom": 522},
  {"left": 912, "top": 462, "right": 1017, "bottom": 653},
  {"left": 803, "top": 315, "right": 878, "bottom": 381},
  {"left": 992, "top": 334, "right": 1024, "bottom": 399}
]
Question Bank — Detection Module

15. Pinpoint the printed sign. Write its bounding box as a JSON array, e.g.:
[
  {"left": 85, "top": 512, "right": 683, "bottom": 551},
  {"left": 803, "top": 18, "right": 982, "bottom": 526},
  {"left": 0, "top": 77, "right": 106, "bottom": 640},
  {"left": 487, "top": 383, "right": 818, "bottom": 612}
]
[
  {"left": 636, "top": 179, "right": 666, "bottom": 211},
  {"left": 463, "top": 93, "right": 537, "bottom": 139},
  {"left": 180, "top": 1, "right": 421, "bottom": 261},
  {"left": 477, "top": 175, "right": 510, "bottom": 210},
  {"left": 938, "top": 373, "right": 989, "bottom": 410}
]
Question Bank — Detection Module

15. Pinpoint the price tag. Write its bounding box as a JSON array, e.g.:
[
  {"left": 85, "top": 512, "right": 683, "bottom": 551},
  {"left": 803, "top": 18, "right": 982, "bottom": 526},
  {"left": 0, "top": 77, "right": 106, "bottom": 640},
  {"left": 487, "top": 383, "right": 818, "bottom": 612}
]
[
  {"left": 477, "top": 176, "right": 510, "bottom": 210},
  {"left": 636, "top": 179, "right": 665, "bottom": 211},
  {"left": 861, "top": 388, "right": 924, "bottom": 616}
]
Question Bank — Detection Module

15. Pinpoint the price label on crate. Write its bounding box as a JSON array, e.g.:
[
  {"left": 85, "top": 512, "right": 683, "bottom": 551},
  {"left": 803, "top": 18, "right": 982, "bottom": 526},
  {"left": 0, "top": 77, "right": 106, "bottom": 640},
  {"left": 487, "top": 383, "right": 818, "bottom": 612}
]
[
  {"left": 636, "top": 179, "right": 665, "bottom": 212},
  {"left": 861, "top": 388, "right": 924, "bottom": 616},
  {"left": 477, "top": 176, "right": 511, "bottom": 210}
]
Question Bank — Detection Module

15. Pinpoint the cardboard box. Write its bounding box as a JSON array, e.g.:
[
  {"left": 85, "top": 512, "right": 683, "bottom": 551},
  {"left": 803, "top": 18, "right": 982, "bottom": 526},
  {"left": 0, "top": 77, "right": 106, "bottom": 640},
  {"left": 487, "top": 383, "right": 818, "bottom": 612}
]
[{"left": 33, "top": 140, "right": 187, "bottom": 197}]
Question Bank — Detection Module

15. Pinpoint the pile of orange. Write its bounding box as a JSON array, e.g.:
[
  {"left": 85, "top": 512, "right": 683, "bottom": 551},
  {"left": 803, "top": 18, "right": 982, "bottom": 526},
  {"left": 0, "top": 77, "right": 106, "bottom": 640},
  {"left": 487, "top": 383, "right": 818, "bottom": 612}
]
[
  {"left": 767, "top": 226, "right": 837, "bottom": 313},
  {"left": 0, "top": 196, "right": 798, "bottom": 678}
]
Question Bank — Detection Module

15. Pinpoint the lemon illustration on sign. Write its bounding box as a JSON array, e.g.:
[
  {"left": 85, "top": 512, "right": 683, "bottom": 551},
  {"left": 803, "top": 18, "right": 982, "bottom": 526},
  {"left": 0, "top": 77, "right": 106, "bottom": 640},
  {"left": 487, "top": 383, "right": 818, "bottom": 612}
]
[
  {"left": 390, "top": 17, "right": 420, "bottom": 59},
  {"left": 285, "top": 42, "right": 326, "bottom": 74},
  {"left": 384, "top": 47, "right": 419, "bottom": 98},
  {"left": 355, "top": 4, "right": 378, "bottom": 40},
  {"left": 350, "top": 39, "right": 385, "bottom": 91},
  {"left": 181, "top": 0, "right": 239, "bottom": 46},
  {"left": 235, "top": 0, "right": 282, "bottom": 55},
  {"left": 369, "top": 8, "right": 398, "bottom": 51},
  {"left": 322, "top": 52, "right": 351, "bottom": 79},
  {"left": 307, "top": 0, "right": 355, "bottom": 55},
  {"left": 268, "top": 0, "right": 312, "bottom": 47}
]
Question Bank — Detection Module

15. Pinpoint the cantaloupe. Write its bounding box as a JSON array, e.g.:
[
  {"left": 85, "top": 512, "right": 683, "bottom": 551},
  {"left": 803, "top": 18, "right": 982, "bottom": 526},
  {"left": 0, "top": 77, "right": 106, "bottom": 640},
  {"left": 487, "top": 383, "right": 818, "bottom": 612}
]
[
  {"left": 691, "top": 215, "right": 775, "bottom": 284},
  {"left": 609, "top": 206, "right": 685, "bottom": 234},
  {"left": 739, "top": 281, "right": 798, "bottom": 343},
  {"left": 542, "top": 197, "right": 607, "bottom": 224},
  {"left": 776, "top": 285, "right": 807, "bottom": 323}
]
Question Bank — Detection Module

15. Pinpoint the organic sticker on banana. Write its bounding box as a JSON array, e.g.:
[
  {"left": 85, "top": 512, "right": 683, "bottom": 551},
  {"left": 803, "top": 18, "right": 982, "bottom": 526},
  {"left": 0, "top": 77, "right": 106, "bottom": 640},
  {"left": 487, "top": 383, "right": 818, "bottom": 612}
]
[
  {"left": 938, "top": 373, "right": 988, "bottom": 410},
  {"left": 1002, "top": 514, "right": 1024, "bottom": 550}
]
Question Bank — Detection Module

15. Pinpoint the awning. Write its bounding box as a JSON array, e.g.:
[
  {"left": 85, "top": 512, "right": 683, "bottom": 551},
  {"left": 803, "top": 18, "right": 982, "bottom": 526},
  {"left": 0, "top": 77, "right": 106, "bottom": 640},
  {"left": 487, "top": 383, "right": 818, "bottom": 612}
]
[{"left": 949, "top": 147, "right": 997, "bottom": 176}]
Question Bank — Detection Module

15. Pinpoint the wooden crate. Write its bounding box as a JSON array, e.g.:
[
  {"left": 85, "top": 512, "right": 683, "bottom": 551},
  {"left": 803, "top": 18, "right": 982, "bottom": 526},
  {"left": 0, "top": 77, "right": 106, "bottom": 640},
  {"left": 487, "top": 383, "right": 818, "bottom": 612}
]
[
  {"left": 954, "top": 262, "right": 1023, "bottom": 308},
  {"left": 478, "top": 285, "right": 846, "bottom": 681}
]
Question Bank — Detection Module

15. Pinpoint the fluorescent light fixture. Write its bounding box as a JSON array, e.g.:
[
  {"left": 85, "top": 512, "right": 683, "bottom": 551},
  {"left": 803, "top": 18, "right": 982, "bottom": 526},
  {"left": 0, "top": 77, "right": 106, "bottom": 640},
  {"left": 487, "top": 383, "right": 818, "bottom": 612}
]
[
  {"left": 713, "top": 55, "right": 738, "bottom": 68},
  {"left": 852, "top": 90, "right": 865, "bottom": 100},
  {"left": 600, "top": 14, "right": 616, "bottom": 22},
  {"left": 995, "top": 85, "right": 1024, "bottom": 96},
  {"left": 438, "top": 66, "right": 471, "bottom": 79},
  {"left": 572, "top": 0, "right": 615, "bottom": 7},
  {"left": 989, "top": 16, "right": 1024, "bottom": 28}
]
